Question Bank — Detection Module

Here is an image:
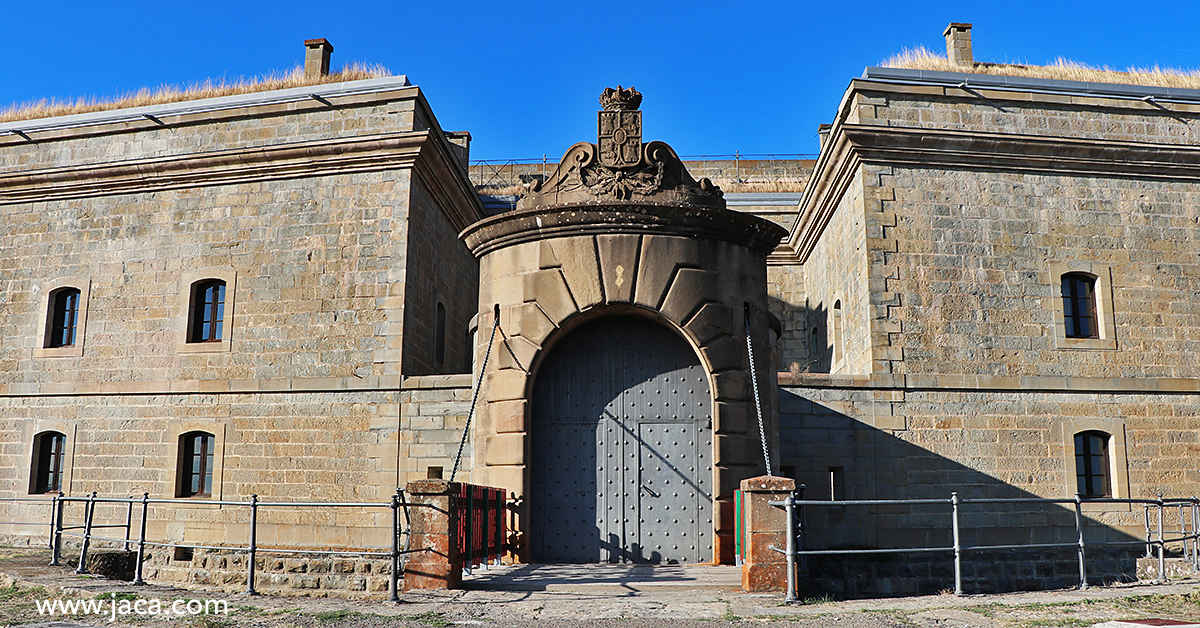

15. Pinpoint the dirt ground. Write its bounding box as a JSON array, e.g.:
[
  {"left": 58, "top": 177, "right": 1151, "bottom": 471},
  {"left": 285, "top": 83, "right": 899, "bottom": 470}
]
[{"left": 0, "top": 547, "right": 1197, "bottom": 628}]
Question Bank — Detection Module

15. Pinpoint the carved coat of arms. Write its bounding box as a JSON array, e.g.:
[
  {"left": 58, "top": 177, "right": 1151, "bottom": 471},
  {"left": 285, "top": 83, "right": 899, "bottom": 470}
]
[
  {"left": 598, "top": 110, "right": 641, "bottom": 168},
  {"left": 597, "top": 86, "right": 643, "bottom": 169}
]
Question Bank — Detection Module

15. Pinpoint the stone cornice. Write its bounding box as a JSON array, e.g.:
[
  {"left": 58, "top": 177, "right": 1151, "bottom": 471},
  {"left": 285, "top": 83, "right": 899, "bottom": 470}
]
[
  {"left": 461, "top": 202, "right": 788, "bottom": 258},
  {"left": 0, "top": 126, "right": 484, "bottom": 231},
  {"left": 0, "top": 132, "right": 426, "bottom": 205},
  {"left": 772, "top": 121, "right": 1200, "bottom": 264}
]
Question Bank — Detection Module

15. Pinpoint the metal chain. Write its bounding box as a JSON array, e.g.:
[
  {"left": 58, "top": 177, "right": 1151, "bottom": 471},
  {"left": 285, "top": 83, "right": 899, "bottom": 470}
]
[
  {"left": 450, "top": 312, "right": 499, "bottom": 482},
  {"left": 745, "top": 309, "right": 772, "bottom": 474},
  {"left": 498, "top": 324, "right": 528, "bottom": 373}
]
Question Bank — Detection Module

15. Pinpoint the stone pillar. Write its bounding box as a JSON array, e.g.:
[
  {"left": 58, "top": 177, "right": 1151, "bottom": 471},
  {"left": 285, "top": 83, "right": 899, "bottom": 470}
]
[
  {"left": 740, "top": 475, "right": 795, "bottom": 592},
  {"left": 403, "top": 479, "right": 461, "bottom": 591},
  {"left": 943, "top": 23, "right": 973, "bottom": 67}
]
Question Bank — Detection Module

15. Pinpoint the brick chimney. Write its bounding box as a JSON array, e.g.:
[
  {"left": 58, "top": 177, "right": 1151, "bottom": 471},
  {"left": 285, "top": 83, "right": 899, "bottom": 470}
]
[
  {"left": 943, "top": 23, "right": 973, "bottom": 67},
  {"left": 304, "top": 38, "right": 334, "bottom": 78}
]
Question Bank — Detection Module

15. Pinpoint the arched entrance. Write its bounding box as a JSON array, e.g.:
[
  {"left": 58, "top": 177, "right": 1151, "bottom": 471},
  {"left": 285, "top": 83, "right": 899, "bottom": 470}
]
[{"left": 530, "top": 316, "right": 713, "bottom": 564}]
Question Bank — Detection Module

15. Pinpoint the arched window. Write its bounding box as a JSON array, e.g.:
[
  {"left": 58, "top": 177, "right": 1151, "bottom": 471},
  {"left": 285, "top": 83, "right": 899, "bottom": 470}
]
[
  {"left": 1062, "top": 273, "right": 1098, "bottom": 339},
  {"left": 1074, "top": 430, "right": 1110, "bottom": 498},
  {"left": 188, "top": 280, "right": 226, "bottom": 343},
  {"left": 45, "top": 288, "right": 81, "bottom": 348},
  {"left": 177, "top": 431, "right": 216, "bottom": 498},
  {"left": 30, "top": 431, "right": 66, "bottom": 494}
]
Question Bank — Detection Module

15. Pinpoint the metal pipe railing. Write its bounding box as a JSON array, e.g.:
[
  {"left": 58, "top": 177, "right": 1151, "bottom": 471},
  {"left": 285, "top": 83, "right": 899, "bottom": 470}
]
[
  {"left": 31, "top": 491, "right": 435, "bottom": 600},
  {"left": 773, "top": 492, "right": 1200, "bottom": 599}
]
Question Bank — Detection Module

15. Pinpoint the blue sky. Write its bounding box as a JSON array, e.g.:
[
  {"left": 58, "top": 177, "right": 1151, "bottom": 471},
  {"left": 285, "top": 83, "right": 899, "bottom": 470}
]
[{"left": 5, "top": 1, "right": 1200, "bottom": 162}]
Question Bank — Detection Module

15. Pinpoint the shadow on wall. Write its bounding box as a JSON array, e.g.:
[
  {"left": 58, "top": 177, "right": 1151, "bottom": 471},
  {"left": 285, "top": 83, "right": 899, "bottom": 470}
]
[
  {"left": 778, "top": 389, "right": 1146, "bottom": 598},
  {"left": 768, "top": 296, "right": 830, "bottom": 374}
]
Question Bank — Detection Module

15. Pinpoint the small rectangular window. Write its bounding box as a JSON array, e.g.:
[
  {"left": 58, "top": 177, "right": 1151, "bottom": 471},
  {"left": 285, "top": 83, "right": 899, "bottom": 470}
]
[
  {"left": 829, "top": 466, "right": 845, "bottom": 501},
  {"left": 31, "top": 432, "right": 66, "bottom": 494},
  {"left": 47, "top": 289, "right": 80, "bottom": 348},
  {"left": 1074, "top": 431, "right": 1110, "bottom": 498},
  {"left": 178, "top": 432, "right": 215, "bottom": 497},
  {"left": 189, "top": 281, "right": 226, "bottom": 343},
  {"left": 1062, "top": 274, "right": 1098, "bottom": 339}
]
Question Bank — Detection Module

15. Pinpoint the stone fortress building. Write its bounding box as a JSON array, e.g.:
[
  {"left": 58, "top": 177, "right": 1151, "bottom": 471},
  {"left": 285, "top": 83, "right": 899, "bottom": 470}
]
[{"left": 2, "top": 26, "right": 1199, "bottom": 594}]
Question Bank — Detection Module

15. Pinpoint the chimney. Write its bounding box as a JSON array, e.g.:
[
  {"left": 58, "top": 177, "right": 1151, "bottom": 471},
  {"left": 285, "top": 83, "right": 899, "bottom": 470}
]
[
  {"left": 817, "top": 124, "right": 832, "bottom": 150},
  {"left": 304, "top": 38, "right": 334, "bottom": 78},
  {"left": 943, "top": 23, "right": 973, "bottom": 67},
  {"left": 444, "top": 131, "right": 472, "bottom": 170}
]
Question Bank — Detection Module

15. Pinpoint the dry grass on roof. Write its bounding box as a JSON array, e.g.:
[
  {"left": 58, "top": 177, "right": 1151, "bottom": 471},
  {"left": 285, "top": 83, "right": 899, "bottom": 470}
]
[
  {"left": 1, "top": 63, "right": 392, "bottom": 125},
  {"left": 881, "top": 46, "right": 1200, "bottom": 91}
]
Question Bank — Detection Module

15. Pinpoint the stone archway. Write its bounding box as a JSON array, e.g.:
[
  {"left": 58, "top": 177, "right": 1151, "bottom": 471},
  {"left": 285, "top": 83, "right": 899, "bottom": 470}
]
[
  {"left": 459, "top": 87, "right": 787, "bottom": 563},
  {"left": 529, "top": 315, "right": 713, "bottom": 564}
]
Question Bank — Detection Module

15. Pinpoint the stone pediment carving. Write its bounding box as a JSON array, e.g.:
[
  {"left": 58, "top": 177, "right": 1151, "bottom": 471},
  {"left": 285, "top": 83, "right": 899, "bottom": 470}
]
[{"left": 518, "top": 87, "right": 724, "bottom": 211}]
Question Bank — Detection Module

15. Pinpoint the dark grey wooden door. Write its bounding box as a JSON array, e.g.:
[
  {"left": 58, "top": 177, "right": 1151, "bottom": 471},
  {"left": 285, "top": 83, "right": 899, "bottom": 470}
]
[{"left": 531, "top": 316, "right": 712, "bottom": 563}]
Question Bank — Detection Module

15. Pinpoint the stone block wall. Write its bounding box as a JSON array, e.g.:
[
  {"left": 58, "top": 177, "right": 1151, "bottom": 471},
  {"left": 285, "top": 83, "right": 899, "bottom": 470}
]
[
  {"left": 0, "top": 170, "right": 411, "bottom": 390},
  {"left": 788, "top": 169, "right": 873, "bottom": 376},
  {"left": 0, "top": 374, "right": 473, "bottom": 551},
  {"left": 0, "top": 78, "right": 482, "bottom": 554},
  {"left": 877, "top": 164, "right": 1200, "bottom": 379},
  {"left": 146, "top": 549, "right": 393, "bottom": 598},
  {"left": 398, "top": 374, "right": 474, "bottom": 485},
  {"left": 401, "top": 177, "right": 480, "bottom": 376}
]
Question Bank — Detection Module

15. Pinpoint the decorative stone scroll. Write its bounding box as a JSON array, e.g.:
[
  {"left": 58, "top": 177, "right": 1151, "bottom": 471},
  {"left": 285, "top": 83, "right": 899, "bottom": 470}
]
[{"left": 519, "top": 86, "right": 725, "bottom": 211}]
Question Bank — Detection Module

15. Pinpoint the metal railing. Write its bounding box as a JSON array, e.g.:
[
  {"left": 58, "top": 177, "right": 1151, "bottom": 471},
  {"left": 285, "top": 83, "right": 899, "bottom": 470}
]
[
  {"left": 765, "top": 492, "right": 1200, "bottom": 600},
  {"left": 457, "top": 484, "right": 506, "bottom": 575},
  {"left": 45, "top": 490, "right": 430, "bottom": 602},
  {"left": 0, "top": 496, "right": 63, "bottom": 550}
]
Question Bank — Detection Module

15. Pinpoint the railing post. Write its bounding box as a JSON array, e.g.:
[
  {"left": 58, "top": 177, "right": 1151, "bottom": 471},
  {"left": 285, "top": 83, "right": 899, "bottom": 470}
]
[
  {"left": 463, "top": 486, "right": 473, "bottom": 576},
  {"left": 75, "top": 491, "right": 97, "bottom": 574},
  {"left": 390, "top": 490, "right": 401, "bottom": 603},
  {"left": 133, "top": 493, "right": 149, "bottom": 585},
  {"left": 50, "top": 492, "right": 64, "bottom": 566},
  {"left": 951, "top": 492, "right": 963, "bottom": 596},
  {"left": 783, "top": 493, "right": 797, "bottom": 603},
  {"left": 1156, "top": 494, "right": 1166, "bottom": 584},
  {"left": 1074, "top": 493, "right": 1087, "bottom": 590},
  {"left": 47, "top": 494, "right": 58, "bottom": 550},
  {"left": 124, "top": 495, "right": 133, "bottom": 551},
  {"left": 1193, "top": 497, "right": 1199, "bottom": 571},
  {"left": 1144, "top": 504, "right": 1153, "bottom": 558},
  {"left": 245, "top": 495, "right": 258, "bottom": 595}
]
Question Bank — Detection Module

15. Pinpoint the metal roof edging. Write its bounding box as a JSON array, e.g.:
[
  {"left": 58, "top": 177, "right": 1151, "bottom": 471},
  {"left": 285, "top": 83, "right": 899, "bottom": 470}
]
[{"left": 1, "top": 75, "right": 412, "bottom": 135}]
